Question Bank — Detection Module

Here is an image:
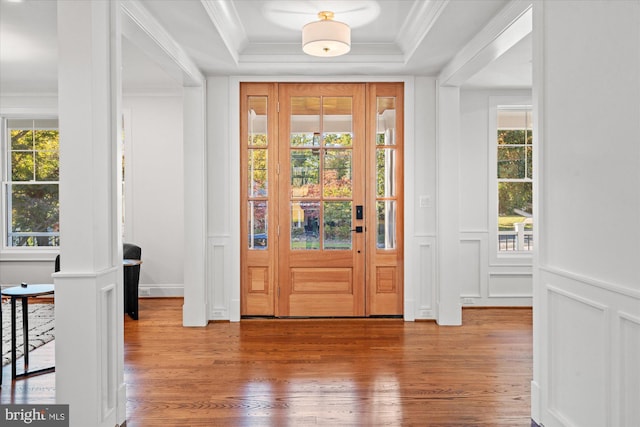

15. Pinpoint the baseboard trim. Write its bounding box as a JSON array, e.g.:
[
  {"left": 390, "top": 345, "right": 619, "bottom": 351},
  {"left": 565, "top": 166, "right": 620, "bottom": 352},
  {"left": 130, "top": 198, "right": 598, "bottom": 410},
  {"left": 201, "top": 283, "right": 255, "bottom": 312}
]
[
  {"left": 530, "top": 379, "right": 541, "bottom": 424},
  {"left": 138, "top": 284, "right": 183, "bottom": 297}
]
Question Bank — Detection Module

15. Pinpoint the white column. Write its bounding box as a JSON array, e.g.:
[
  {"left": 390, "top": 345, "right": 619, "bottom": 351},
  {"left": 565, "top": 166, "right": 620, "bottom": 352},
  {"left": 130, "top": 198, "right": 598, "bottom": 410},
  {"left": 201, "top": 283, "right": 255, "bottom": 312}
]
[
  {"left": 55, "top": 1, "right": 125, "bottom": 426},
  {"left": 182, "top": 85, "right": 208, "bottom": 326},
  {"left": 436, "top": 85, "right": 462, "bottom": 325}
]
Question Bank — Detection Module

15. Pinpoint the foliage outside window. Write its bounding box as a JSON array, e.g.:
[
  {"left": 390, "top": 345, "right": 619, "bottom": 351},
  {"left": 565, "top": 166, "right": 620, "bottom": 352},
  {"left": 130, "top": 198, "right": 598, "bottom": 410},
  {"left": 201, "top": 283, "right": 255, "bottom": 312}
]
[
  {"left": 497, "top": 108, "right": 533, "bottom": 252},
  {"left": 3, "top": 118, "right": 60, "bottom": 247},
  {"left": 247, "top": 96, "right": 269, "bottom": 250},
  {"left": 289, "top": 96, "right": 354, "bottom": 251}
]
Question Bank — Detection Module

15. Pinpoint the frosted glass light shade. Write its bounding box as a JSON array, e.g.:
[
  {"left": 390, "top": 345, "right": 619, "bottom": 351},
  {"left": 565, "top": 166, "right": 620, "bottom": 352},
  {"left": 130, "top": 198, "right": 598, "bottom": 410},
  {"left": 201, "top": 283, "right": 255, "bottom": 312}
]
[{"left": 302, "top": 17, "right": 351, "bottom": 57}]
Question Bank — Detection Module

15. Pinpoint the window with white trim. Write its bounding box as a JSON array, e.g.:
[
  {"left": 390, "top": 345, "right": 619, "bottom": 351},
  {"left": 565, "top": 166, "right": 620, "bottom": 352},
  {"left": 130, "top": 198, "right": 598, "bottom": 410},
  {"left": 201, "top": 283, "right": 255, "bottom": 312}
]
[
  {"left": 496, "top": 107, "right": 533, "bottom": 252},
  {"left": 2, "top": 118, "right": 60, "bottom": 248}
]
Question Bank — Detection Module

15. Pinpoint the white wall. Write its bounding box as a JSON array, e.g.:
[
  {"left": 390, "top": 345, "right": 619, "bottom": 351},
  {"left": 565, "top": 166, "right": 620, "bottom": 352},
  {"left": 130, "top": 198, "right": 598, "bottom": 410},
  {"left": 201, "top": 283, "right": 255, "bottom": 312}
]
[
  {"left": 122, "top": 94, "right": 184, "bottom": 296},
  {"left": 532, "top": 1, "right": 640, "bottom": 426},
  {"left": 205, "top": 76, "right": 441, "bottom": 321},
  {"left": 0, "top": 94, "right": 184, "bottom": 296},
  {"left": 459, "top": 89, "right": 532, "bottom": 306},
  {"left": 0, "top": 260, "right": 57, "bottom": 285},
  {"left": 0, "top": 94, "right": 57, "bottom": 112}
]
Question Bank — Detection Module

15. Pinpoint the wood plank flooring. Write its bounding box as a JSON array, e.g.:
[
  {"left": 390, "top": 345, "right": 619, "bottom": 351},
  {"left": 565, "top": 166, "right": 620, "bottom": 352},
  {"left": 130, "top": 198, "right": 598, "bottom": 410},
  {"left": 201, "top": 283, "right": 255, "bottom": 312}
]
[{"left": 1, "top": 298, "right": 533, "bottom": 426}]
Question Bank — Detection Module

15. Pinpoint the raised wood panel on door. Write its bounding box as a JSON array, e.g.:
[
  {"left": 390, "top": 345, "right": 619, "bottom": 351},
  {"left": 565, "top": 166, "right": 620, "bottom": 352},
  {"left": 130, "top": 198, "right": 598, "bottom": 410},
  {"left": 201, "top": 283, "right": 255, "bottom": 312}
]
[{"left": 278, "top": 83, "right": 366, "bottom": 317}]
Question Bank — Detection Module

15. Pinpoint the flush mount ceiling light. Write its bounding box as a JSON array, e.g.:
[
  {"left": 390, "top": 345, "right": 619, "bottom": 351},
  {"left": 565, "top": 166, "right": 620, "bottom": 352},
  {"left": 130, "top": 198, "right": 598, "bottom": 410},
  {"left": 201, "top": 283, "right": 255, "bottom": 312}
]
[{"left": 302, "top": 11, "right": 351, "bottom": 57}]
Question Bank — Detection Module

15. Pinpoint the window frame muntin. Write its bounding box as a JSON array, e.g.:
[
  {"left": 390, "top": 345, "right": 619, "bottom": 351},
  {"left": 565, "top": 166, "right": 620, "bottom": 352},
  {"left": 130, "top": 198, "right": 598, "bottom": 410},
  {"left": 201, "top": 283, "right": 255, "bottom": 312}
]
[
  {"left": 1, "top": 113, "right": 60, "bottom": 260},
  {"left": 488, "top": 96, "right": 533, "bottom": 265}
]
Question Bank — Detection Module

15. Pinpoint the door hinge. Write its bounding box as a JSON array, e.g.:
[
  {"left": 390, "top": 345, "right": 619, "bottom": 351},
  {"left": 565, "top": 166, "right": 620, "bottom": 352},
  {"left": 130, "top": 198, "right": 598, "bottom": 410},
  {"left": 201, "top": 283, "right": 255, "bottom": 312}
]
[
  {"left": 277, "top": 225, "right": 280, "bottom": 236},
  {"left": 277, "top": 102, "right": 280, "bottom": 113},
  {"left": 276, "top": 163, "right": 280, "bottom": 175},
  {"left": 277, "top": 287, "right": 280, "bottom": 297}
]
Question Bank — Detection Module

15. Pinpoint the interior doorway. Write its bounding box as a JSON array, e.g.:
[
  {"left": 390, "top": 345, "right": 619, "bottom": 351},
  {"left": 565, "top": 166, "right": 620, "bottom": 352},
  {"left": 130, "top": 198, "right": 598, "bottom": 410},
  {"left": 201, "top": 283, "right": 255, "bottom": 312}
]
[{"left": 240, "top": 82, "right": 404, "bottom": 317}]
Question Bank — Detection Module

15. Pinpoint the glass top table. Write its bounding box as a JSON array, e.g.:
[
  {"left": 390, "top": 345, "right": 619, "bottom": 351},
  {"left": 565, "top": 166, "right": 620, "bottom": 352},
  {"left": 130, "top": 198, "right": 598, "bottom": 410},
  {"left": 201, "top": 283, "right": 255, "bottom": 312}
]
[{"left": 1, "top": 284, "right": 55, "bottom": 382}]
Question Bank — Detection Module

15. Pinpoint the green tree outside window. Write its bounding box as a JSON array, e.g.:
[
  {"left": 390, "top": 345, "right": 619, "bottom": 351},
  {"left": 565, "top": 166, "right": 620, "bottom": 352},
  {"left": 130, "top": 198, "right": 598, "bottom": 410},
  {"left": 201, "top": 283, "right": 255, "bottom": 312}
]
[{"left": 5, "top": 119, "right": 60, "bottom": 247}]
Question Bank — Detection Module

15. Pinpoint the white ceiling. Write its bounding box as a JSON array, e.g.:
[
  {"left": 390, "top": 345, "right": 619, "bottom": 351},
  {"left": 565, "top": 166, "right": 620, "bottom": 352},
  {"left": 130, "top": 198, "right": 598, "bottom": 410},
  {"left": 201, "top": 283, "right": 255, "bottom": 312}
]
[{"left": 0, "top": 0, "right": 531, "bottom": 94}]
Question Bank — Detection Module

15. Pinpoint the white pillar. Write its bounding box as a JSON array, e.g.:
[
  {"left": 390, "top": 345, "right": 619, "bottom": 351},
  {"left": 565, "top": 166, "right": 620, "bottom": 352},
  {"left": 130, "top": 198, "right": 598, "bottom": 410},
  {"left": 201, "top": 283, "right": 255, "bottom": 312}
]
[
  {"left": 55, "top": 1, "right": 125, "bottom": 426},
  {"left": 182, "top": 85, "right": 208, "bottom": 326},
  {"left": 436, "top": 85, "right": 462, "bottom": 325}
]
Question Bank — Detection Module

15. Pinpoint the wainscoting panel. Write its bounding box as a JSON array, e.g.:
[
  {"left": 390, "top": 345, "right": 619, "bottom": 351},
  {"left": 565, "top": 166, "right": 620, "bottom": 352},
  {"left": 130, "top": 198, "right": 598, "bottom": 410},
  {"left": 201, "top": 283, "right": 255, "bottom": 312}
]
[
  {"left": 459, "top": 238, "right": 482, "bottom": 298},
  {"left": 414, "top": 237, "right": 436, "bottom": 319},
  {"left": 458, "top": 232, "right": 531, "bottom": 306},
  {"left": 547, "top": 285, "right": 608, "bottom": 427},
  {"left": 539, "top": 267, "right": 640, "bottom": 427},
  {"left": 620, "top": 312, "right": 640, "bottom": 425},
  {"left": 100, "top": 283, "right": 117, "bottom": 421},
  {"left": 488, "top": 272, "right": 533, "bottom": 298},
  {"left": 208, "top": 237, "right": 230, "bottom": 320}
]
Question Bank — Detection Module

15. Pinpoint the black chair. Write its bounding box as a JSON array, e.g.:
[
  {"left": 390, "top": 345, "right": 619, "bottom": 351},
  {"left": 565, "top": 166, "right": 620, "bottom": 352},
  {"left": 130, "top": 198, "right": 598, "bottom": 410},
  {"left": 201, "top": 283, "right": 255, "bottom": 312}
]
[
  {"left": 123, "top": 243, "right": 142, "bottom": 320},
  {"left": 54, "top": 243, "right": 142, "bottom": 319}
]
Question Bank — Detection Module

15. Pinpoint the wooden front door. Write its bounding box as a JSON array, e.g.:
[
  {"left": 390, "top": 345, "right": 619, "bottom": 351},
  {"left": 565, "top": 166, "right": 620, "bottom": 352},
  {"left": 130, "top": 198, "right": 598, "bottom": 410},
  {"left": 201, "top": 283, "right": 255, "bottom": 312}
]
[
  {"left": 240, "top": 82, "right": 403, "bottom": 317},
  {"left": 278, "top": 83, "right": 366, "bottom": 316}
]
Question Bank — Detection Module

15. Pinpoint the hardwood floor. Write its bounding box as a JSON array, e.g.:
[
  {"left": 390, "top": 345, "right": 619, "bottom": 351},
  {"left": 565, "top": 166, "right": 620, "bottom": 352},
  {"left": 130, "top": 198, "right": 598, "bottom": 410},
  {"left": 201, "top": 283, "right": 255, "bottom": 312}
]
[{"left": 2, "top": 298, "right": 533, "bottom": 426}]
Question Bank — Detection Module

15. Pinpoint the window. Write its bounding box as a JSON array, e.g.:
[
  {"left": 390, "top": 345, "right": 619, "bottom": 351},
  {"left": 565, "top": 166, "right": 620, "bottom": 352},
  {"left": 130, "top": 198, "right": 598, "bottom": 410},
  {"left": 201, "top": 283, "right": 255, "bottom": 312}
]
[
  {"left": 496, "top": 107, "right": 533, "bottom": 252},
  {"left": 246, "top": 96, "right": 269, "bottom": 250},
  {"left": 2, "top": 118, "right": 60, "bottom": 248},
  {"left": 376, "top": 96, "right": 398, "bottom": 250}
]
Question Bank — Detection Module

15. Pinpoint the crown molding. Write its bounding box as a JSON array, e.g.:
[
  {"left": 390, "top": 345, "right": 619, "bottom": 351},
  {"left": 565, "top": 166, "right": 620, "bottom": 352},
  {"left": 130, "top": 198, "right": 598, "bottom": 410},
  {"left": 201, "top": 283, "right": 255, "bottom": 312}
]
[
  {"left": 200, "top": 0, "right": 248, "bottom": 66},
  {"left": 396, "top": 0, "right": 450, "bottom": 62},
  {"left": 121, "top": 0, "right": 204, "bottom": 87}
]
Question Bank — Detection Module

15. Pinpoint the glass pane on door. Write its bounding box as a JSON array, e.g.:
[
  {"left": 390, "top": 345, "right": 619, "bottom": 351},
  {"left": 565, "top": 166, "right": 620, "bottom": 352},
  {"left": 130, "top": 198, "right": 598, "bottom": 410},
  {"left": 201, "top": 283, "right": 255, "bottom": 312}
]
[
  {"left": 248, "top": 201, "right": 268, "bottom": 249},
  {"left": 291, "top": 97, "right": 320, "bottom": 147},
  {"left": 323, "top": 97, "right": 352, "bottom": 147},
  {"left": 248, "top": 96, "right": 268, "bottom": 146},
  {"left": 291, "top": 149, "right": 320, "bottom": 198},
  {"left": 324, "top": 201, "right": 352, "bottom": 250},
  {"left": 323, "top": 149, "right": 352, "bottom": 198},
  {"left": 376, "top": 148, "right": 396, "bottom": 197},
  {"left": 248, "top": 149, "right": 268, "bottom": 197},
  {"left": 376, "top": 97, "right": 396, "bottom": 146},
  {"left": 377, "top": 200, "right": 396, "bottom": 249},
  {"left": 291, "top": 201, "right": 320, "bottom": 250}
]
